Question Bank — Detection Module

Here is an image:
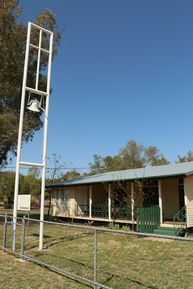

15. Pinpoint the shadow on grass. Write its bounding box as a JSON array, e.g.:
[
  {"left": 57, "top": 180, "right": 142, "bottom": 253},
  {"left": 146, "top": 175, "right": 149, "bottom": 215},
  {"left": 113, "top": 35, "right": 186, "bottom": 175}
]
[
  {"left": 30, "top": 233, "right": 51, "bottom": 239},
  {"left": 25, "top": 246, "right": 158, "bottom": 289},
  {"left": 101, "top": 272, "right": 158, "bottom": 289},
  {"left": 25, "top": 231, "right": 92, "bottom": 251},
  {"left": 44, "top": 231, "right": 93, "bottom": 248},
  {"left": 24, "top": 232, "right": 158, "bottom": 289}
]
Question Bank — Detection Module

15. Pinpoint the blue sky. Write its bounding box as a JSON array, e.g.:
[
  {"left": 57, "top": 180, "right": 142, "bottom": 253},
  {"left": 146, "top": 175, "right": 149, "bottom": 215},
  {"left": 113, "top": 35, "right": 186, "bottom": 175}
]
[{"left": 11, "top": 0, "right": 193, "bottom": 173}]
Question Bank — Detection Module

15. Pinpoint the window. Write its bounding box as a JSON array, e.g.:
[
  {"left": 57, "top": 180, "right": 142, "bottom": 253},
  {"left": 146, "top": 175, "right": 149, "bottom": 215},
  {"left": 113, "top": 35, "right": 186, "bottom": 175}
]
[
  {"left": 63, "top": 190, "right": 69, "bottom": 208},
  {"left": 143, "top": 179, "right": 158, "bottom": 207},
  {"left": 56, "top": 190, "right": 62, "bottom": 206},
  {"left": 178, "top": 177, "right": 184, "bottom": 209}
]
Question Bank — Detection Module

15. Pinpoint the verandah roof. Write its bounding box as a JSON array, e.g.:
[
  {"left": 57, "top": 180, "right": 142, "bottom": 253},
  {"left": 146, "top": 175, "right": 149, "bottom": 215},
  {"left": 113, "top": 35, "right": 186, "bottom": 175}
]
[{"left": 47, "top": 161, "right": 193, "bottom": 188}]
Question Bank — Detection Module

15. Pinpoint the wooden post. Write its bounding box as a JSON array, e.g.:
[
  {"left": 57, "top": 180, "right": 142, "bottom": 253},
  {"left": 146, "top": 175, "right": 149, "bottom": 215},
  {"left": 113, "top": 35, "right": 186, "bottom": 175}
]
[
  {"left": 89, "top": 186, "right": 92, "bottom": 219},
  {"left": 108, "top": 184, "right": 111, "bottom": 220},
  {"left": 158, "top": 180, "right": 163, "bottom": 224}
]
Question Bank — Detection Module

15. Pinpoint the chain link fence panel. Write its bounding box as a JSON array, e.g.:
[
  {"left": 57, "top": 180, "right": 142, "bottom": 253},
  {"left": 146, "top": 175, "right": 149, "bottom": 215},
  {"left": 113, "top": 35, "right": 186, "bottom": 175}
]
[{"left": 1, "top": 214, "right": 193, "bottom": 289}]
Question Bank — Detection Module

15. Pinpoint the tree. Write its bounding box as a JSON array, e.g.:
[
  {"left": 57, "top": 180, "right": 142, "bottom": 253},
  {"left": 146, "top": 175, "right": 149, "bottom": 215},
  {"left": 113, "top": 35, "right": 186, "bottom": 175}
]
[
  {"left": 0, "top": 171, "right": 15, "bottom": 205},
  {"left": 103, "top": 155, "right": 123, "bottom": 172},
  {"left": 89, "top": 154, "right": 123, "bottom": 174},
  {"left": 47, "top": 154, "right": 66, "bottom": 181},
  {"left": 27, "top": 167, "right": 40, "bottom": 178},
  {"left": 0, "top": 170, "right": 41, "bottom": 207},
  {"left": 21, "top": 173, "right": 41, "bottom": 204},
  {"left": 104, "top": 179, "right": 144, "bottom": 230},
  {"left": 89, "top": 140, "right": 169, "bottom": 173},
  {"left": 46, "top": 154, "right": 65, "bottom": 216},
  {"left": 89, "top": 154, "right": 105, "bottom": 174},
  {"left": 144, "top": 146, "right": 169, "bottom": 166},
  {"left": 62, "top": 170, "right": 81, "bottom": 180},
  {"left": 119, "top": 140, "right": 144, "bottom": 169},
  {"left": 177, "top": 151, "right": 193, "bottom": 163},
  {"left": 0, "top": 0, "right": 60, "bottom": 167}
]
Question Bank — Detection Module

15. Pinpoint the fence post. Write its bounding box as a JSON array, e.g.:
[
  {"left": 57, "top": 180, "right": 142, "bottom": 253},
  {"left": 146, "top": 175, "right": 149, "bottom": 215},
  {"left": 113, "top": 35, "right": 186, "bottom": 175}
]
[
  {"left": 27, "top": 212, "right": 30, "bottom": 237},
  {"left": 3, "top": 214, "right": 7, "bottom": 252},
  {"left": 93, "top": 229, "right": 97, "bottom": 289},
  {"left": 12, "top": 217, "right": 16, "bottom": 252},
  {"left": 20, "top": 216, "right": 26, "bottom": 260}
]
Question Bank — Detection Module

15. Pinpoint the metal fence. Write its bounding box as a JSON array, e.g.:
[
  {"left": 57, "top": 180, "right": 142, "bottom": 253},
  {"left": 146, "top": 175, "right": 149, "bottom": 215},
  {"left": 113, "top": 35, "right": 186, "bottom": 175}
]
[
  {"left": 1, "top": 214, "right": 193, "bottom": 289},
  {"left": 77, "top": 204, "right": 133, "bottom": 220}
]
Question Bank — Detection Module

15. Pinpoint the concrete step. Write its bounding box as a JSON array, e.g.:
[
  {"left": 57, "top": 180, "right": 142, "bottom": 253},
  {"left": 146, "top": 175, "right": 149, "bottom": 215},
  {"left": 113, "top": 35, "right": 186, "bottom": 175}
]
[{"left": 154, "top": 227, "right": 180, "bottom": 236}]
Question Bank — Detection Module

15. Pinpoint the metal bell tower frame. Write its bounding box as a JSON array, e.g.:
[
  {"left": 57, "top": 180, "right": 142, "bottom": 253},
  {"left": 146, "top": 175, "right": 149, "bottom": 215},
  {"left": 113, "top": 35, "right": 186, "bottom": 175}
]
[{"left": 13, "top": 22, "right": 53, "bottom": 250}]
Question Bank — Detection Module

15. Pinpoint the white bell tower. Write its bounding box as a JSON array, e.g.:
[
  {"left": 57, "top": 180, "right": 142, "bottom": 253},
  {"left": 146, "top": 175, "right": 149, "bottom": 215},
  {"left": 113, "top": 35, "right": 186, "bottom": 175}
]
[{"left": 13, "top": 22, "right": 53, "bottom": 251}]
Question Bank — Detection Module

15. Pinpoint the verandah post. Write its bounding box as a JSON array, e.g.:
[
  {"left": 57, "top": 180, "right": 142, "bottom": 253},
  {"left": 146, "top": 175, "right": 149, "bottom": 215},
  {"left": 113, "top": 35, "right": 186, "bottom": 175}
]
[
  {"left": 108, "top": 183, "right": 111, "bottom": 220},
  {"left": 89, "top": 186, "right": 92, "bottom": 219}
]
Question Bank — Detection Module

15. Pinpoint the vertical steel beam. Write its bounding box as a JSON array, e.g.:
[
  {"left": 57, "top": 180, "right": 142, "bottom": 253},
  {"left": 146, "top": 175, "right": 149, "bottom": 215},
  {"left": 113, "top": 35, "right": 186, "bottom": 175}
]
[
  {"left": 21, "top": 217, "right": 26, "bottom": 260},
  {"left": 158, "top": 179, "right": 163, "bottom": 224},
  {"left": 108, "top": 184, "right": 111, "bottom": 220},
  {"left": 131, "top": 182, "right": 135, "bottom": 223},
  {"left": 13, "top": 22, "right": 31, "bottom": 252},
  {"left": 93, "top": 229, "right": 97, "bottom": 289},
  {"left": 89, "top": 186, "right": 92, "bottom": 219},
  {"left": 39, "top": 31, "right": 53, "bottom": 250},
  {"left": 35, "top": 29, "right": 42, "bottom": 90}
]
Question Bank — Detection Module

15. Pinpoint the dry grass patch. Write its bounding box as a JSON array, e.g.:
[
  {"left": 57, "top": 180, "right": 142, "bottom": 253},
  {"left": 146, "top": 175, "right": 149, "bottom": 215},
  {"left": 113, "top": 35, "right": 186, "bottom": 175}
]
[
  {"left": 0, "top": 252, "right": 89, "bottom": 289},
  {"left": 1, "top": 219, "right": 193, "bottom": 289}
]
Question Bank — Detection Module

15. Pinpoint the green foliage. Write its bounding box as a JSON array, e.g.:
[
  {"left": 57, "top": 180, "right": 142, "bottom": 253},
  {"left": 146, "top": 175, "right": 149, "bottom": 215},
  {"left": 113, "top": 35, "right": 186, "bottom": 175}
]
[
  {"left": 87, "top": 220, "right": 94, "bottom": 226},
  {"left": 28, "top": 167, "right": 40, "bottom": 178},
  {"left": 121, "top": 225, "right": 131, "bottom": 231},
  {"left": 63, "top": 170, "right": 81, "bottom": 180},
  {"left": 46, "top": 170, "right": 81, "bottom": 186},
  {"left": 0, "top": 171, "right": 15, "bottom": 203},
  {"left": 144, "top": 146, "right": 169, "bottom": 166},
  {"left": 0, "top": 0, "right": 60, "bottom": 167},
  {"left": 21, "top": 174, "right": 41, "bottom": 198},
  {"left": 177, "top": 150, "right": 193, "bottom": 163},
  {"left": 119, "top": 140, "right": 144, "bottom": 169},
  {"left": 0, "top": 170, "right": 41, "bottom": 205},
  {"left": 107, "top": 222, "right": 121, "bottom": 230},
  {"left": 107, "top": 222, "right": 130, "bottom": 231},
  {"left": 90, "top": 140, "right": 169, "bottom": 174}
]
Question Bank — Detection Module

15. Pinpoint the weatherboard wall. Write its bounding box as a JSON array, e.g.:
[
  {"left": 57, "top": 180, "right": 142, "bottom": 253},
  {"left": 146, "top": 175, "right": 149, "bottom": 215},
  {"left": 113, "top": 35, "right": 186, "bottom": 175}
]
[
  {"left": 161, "top": 178, "right": 179, "bottom": 220},
  {"left": 184, "top": 175, "right": 193, "bottom": 227},
  {"left": 51, "top": 187, "right": 74, "bottom": 217}
]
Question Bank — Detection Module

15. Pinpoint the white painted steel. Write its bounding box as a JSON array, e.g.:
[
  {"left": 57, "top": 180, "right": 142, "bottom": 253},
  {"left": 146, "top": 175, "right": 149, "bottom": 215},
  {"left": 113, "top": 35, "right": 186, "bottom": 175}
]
[
  {"left": 13, "top": 22, "right": 54, "bottom": 251},
  {"left": 19, "top": 161, "right": 44, "bottom": 167},
  {"left": 158, "top": 179, "right": 163, "bottom": 224},
  {"left": 25, "top": 86, "right": 48, "bottom": 96},
  {"left": 35, "top": 29, "right": 42, "bottom": 90},
  {"left": 39, "top": 31, "right": 53, "bottom": 250},
  {"left": 108, "top": 184, "right": 111, "bottom": 220},
  {"left": 131, "top": 182, "right": 135, "bottom": 223},
  {"left": 30, "top": 21, "right": 53, "bottom": 34},
  {"left": 89, "top": 186, "right": 92, "bottom": 219},
  {"left": 13, "top": 22, "right": 31, "bottom": 251},
  {"left": 29, "top": 43, "right": 49, "bottom": 54}
]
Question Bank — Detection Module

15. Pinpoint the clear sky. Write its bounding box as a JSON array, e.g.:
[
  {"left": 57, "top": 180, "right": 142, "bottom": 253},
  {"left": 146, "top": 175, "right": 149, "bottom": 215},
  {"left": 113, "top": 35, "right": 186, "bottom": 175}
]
[{"left": 10, "top": 0, "right": 193, "bottom": 173}]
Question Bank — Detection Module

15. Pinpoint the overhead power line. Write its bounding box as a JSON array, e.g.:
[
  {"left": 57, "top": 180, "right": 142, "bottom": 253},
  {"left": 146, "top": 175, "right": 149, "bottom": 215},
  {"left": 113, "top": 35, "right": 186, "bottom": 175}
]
[{"left": 3, "top": 166, "right": 90, "bottom": 171}]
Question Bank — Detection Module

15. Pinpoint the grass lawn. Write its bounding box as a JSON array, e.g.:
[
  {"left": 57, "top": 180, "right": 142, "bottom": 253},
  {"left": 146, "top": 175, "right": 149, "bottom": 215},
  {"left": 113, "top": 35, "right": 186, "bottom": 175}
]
[
  {"left": 1, "top": 218, "right": 193, "bottom": 289},
  {"left": 0, "top": 251, "right": 88, "bottom": 289}
]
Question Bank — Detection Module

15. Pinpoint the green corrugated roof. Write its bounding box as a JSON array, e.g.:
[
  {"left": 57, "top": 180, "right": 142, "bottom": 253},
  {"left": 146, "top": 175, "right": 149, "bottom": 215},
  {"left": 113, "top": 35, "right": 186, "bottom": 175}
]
[{"left": 47, "top": 161, "right": 193, "bottom": 188}]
